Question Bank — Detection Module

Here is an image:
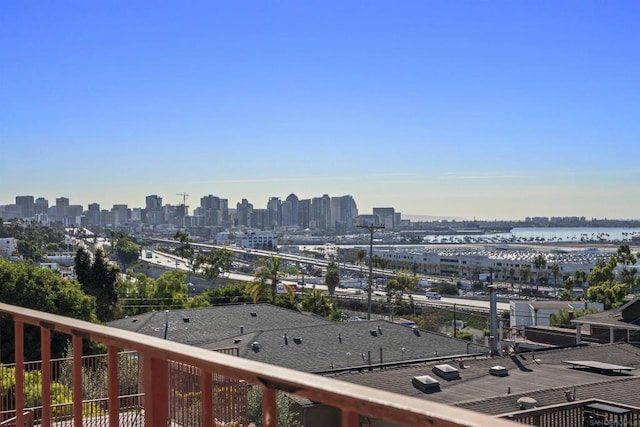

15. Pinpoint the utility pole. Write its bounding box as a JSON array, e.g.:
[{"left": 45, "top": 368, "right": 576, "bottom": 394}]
[
  {"left": 453, "top": 304, "right": 457, "bottom": 338},
  {"left": 357, "top": 223, "right": 385, "bottom": 320}
]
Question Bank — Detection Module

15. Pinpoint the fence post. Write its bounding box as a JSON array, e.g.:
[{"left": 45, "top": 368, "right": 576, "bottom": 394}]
[
  {"left": 108, "top": 345, "right": 120, "bottom": 427},
  {"left": 14, "top": 321, "right": 24, "bottom": 427},
  {"left": 41, "top": 326, "right": 52, "bottom": 426},
  {"left": 144, "top": 356, "right": 169, "bottom": 426}
]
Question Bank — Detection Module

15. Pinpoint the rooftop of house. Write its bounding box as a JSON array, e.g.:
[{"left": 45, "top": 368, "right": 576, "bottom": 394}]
[
  {"left": 204, "top": 319, "right": 488, "bottom": 372},
  {"left": 332, "top": 343, "right": 640, "bottom": 416},
  {"left": 109, "top": 304, "right": 488, "bottom": 373},
  {"left": 573, "top": 297, "right": 640, "bottom": 329},
  {"left": 109, "top": 303, "right": 332, "bottom": 347}
]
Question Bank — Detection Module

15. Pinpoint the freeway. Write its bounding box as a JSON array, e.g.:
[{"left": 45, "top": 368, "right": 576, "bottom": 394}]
[
  {"left": 142, "top": 245, "right": 509, "bottom": 313},
  {"left": 146, "top": 237, "right": 399, "bottom": 279}
]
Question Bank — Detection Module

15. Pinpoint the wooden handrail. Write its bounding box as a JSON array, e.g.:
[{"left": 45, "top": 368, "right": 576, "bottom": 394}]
[{"left": 0, "top": 302, "right": 519, "bottom": 427}]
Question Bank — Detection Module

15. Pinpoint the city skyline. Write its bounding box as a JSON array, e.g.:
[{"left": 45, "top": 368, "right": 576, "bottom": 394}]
[
  {"left": 2, "top": 191, "right": 638, "bottom": 223},
  {"left": 2, "top": 2, "right": 639, "bottom": 220}
]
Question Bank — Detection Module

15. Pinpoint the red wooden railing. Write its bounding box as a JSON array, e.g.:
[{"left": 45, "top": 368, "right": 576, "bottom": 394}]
[{"left": 0, "top": 302, "right": 519, "bottom": 427}]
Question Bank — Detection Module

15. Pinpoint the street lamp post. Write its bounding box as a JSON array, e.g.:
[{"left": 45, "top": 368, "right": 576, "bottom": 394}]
[{"left": 357, "top": 223, "right": 385, "bottom": 320}]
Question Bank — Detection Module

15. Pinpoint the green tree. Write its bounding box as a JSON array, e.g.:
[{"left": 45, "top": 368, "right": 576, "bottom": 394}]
[
  {"left": 433, "top": 281, "right": 459, "bottom": 296},
  {"left": 518, "top": 265, "right": 531, "bottom": 293},
  {"left": 16, "top": 239, "right": 45, "bottom": 262},
  {"left": 387, "top": 269, "right": 420, "bottom": 295},
  {"left": 114, "top": 234, "right": 140, "bottom": 271},
  {"left": 298, "top": 289, "right": 338, "bottom": 318},
  {"left": 550, "top": 262, "right": 561, "bottom": 295},
  {"left": 117, "top": 272, "right": 156, "bottom": 316},
  {"left": 616, "top": 244, "right": 637, "bottom": 266},
  {"left": 247, "top": 387, "right": 301, "bottom": 427},
  {"left": 203, "top": 283, "right": 253, "bottom": 305},
  {"left": 0, "top": 259, "right": 97, "bottom": 363},
  {"left": 75, "top": 248, "right": 119, "bottom": 322},
  {"left": 174, "top": 231, "right": 194, "bottom": 263},
  {"left": 549, "top": 308, "right": 599, "bottom": 328},
  {"left": 508, "top": 267, "right": 516, "bottom": 291},
  {"left": 533, "top": 254, "right": 547, "bottom": 295},
  {"left": 574, "top": 270, "right": 587, "bottom": 287},
  {"left": 154, "top": 270, "right": 188, "bottom": 310},
  {"left": 186, "top": 294, "right": 210, "bottom": 309},
  {"left": 193, "top": 248, "right": 234, "bottom": 281},
  {"left": 251, "top": 256, "right": 286, "bottom": 302},
  {"left": 325, "top": 260, "right": 340, "bottom": 295},
  {"left": 588, "top": 259, "right": 615, "bottom": 287}
]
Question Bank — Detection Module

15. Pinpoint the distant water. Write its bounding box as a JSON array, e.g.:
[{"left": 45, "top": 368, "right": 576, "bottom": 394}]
[{"left": 423, "top": 227, "right": 640, "bottom": 244}]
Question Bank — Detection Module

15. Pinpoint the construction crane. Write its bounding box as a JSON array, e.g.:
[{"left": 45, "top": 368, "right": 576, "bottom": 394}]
[
  {"left": 176, "top": 193, "right": 189, "bottom": 217},
  {"left": 176, "top": 192, "right": 189, "bottom": 206}
]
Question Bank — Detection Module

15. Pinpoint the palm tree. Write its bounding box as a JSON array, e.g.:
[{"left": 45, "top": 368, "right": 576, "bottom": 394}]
[
  {"left": 509, "top": 267, "right": 516, "bottom": 292},
  {"left": 356, "top": 249, "right": 366, "bottom": 274},
  {"left": 298, "top": 289, "right": 334, "bottom": 317},
  {"left": 518, "top": 265, "right": 531, "bottom": 295},
  {"left": 252, "top": 256, "right": 286, "bottom": 302},
  {"left": 550, "top": 262, "right": 560, "bottom": 296},
  {"left": 325, "top": 260, "right": 340, "bottom": 296},
  {"left": 533, "top": 254, "right": 547, "bottom": 295}
]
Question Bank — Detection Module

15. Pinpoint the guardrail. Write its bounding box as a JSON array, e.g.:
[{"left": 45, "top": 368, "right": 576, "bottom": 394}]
[{"left": 0, "top": 302, "right": 519, "bottom": 427}]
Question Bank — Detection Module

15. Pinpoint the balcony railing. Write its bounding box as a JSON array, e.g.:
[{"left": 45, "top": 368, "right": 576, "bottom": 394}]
[{"left": 0, "top": 302, "right": 520, "bottom": 427}]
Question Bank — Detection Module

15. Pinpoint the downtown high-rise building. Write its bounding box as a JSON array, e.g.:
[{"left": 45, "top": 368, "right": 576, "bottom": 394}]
[
  {"left": 373, "top": 207, "right": 396, "bottom": 230},
  {"left": 55, "top": 197, "right": 69, "bottom": 223},
  {"left": 145, "top": 195, "right": 164, "bottom": 225},
  {"left": 311, "top": 194, "right": 331, "bottom": 230},
  {"left": 34, "top": 197, "right": 49, "bottom": 215},
  {"left": 236, "top": 199, "right": 253, "bottom": 227},
  {"left": 331, "top": 195, "right": 358, "bottom": 232},
  {"left": 15, "top": 196, "right": 34, "bottom": 219},
  {"left": 200, "top": 195, "right": 229, "bottom": 226}
]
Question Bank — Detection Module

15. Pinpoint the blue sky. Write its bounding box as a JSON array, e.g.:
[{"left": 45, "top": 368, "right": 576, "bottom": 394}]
[{"left": 1, "top": 1, "right": 639, "bottom": 220}]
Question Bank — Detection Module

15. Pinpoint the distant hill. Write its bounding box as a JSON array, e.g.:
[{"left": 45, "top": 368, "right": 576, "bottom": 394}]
[{"left": 402, "top": 214, "right": 467, "bottom": 222}]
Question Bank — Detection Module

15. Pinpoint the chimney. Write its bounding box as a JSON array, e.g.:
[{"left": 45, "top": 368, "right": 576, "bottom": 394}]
[{"left": 489, "top": 286, "right": 498, "bottom": 356}]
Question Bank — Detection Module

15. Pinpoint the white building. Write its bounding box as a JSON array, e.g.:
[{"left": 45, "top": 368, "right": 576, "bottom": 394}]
[
  {"left": 237, "top": 231, "right": 278, "bottom": 250},
  {"left": 0, "top": 237, "right": 17, "bottom": 258},
  {"left": 375, "top": 246, "right": 612, "bottom": 282},
  {"left": 509, "top": 300, "right": 604, "bottom": 328}
]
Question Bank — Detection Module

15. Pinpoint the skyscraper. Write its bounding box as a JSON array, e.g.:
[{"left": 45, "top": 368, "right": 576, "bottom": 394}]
[
  {"left": 34, "top": 197, "right": 49, "bottom": 215},
  {"left": 373, "top": 207, "right": 396, "bottom": 230},
  {"left": 145, "top": 195, "right": 163, "bottom": 225},
  {"left": 236, "top": 199, "right": 253, "bottom": 227},
  {"left": 15, "top": 196, "right": 34, "bottom": 219},
  {"left": 55, "top": 197, "right": 69, "bottom": 223}
]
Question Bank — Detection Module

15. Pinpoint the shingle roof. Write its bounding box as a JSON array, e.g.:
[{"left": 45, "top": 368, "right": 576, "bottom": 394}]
[
  {"left": 204, "top": 319, "right": 488, "bottom": 372},
  {"left": 334, "top": 343, "right": 640, "bottom": 415},
  {"left": 110, "top": 304, "right": 488, "bottom": 373},
  {"left": 573, "top": 310, "right": 640, "bottom": 330},
  {"left": 108, "top": 304, "right": 332, "bottom": 346}
]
